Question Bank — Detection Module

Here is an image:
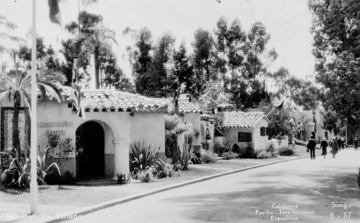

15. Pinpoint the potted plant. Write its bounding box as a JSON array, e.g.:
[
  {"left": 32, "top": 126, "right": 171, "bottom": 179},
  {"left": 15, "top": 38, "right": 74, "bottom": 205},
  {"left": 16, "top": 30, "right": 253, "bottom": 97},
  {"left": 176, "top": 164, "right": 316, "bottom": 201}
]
[{"left": 45, "top": 131, "right": 61, "bottom": 148}]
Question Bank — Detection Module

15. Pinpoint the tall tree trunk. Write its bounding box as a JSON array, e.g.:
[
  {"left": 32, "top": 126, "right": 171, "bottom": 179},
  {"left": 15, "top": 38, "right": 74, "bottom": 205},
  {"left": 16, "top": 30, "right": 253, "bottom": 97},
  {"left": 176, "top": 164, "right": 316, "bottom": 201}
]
[
  {"left": 94, "top": 49, "right": 100, "bottom": 89},
  {"left": 12, "top": 91, "right": 21, "bottom": 164}
]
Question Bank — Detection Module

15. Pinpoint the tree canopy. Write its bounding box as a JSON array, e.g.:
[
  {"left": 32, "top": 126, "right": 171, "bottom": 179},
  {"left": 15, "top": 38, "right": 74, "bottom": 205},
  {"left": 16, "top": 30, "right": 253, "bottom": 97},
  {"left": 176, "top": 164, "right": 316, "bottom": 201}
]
[{"left": 309, "top": 0, "right": 360, "bottom": 127}]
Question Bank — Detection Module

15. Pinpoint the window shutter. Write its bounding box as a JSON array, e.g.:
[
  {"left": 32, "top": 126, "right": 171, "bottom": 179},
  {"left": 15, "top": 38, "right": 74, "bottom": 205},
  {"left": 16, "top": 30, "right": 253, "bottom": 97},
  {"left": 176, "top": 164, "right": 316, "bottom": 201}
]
[{"left": 260, "top": 127, "right": 265, "bottom": 136}]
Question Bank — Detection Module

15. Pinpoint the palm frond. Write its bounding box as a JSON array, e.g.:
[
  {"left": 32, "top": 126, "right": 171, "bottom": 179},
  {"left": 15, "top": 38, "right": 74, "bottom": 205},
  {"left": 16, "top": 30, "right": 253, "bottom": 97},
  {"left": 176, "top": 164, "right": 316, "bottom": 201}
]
[{"left": 0, "top": 90, "right": 11, "bottom": 103}]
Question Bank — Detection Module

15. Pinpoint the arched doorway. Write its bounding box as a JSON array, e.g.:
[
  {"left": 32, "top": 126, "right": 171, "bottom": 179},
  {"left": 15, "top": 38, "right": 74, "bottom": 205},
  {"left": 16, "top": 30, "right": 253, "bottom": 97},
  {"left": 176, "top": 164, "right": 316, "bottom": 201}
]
[{"left": 76, "top": 121, "right": 105, "bottom": 178}]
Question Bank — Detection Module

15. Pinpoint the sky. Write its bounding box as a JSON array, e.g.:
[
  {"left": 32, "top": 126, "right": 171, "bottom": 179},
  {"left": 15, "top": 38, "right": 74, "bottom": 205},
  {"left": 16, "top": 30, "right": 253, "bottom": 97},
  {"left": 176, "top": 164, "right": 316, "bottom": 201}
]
[{"left": 0, "top": 0, "right": 315, "bottom": 81}]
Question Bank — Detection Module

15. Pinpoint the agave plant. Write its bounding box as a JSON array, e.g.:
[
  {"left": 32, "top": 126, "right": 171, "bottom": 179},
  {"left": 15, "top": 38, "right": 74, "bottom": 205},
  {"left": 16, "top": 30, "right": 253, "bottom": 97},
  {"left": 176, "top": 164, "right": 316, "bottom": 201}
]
[
  {"left": 36, "top": 141, "right": 62, "bottom": 186},
  {"left": 129, "top": 141, "right": 160, "bottom": 173},
  {"left": 180, "top": 145, "right": 198, "bottom": 170},
  {"left": 0, "top": 148, "right": 30, "bottom": 188}
]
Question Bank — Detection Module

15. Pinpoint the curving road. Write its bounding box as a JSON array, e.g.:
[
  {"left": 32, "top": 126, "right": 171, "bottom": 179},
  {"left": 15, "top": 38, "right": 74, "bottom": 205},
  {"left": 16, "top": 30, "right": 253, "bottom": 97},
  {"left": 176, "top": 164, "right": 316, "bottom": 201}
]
[{"left": 67, "top": 149, "right": 360, "bottom": 223}]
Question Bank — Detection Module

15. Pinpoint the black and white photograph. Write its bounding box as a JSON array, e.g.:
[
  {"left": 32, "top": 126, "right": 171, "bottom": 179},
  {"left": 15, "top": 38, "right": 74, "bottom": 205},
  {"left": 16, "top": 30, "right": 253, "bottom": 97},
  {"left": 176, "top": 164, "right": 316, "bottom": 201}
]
[{"left": 1, "top": 0, "right": 360, "bottom": 222}]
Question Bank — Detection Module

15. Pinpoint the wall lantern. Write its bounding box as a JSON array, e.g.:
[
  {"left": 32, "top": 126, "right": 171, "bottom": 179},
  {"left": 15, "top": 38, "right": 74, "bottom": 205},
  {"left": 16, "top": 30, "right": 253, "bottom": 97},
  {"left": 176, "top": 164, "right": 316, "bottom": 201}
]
[{"left": 205, "top": 128, "right": 211, "bottom": 140}]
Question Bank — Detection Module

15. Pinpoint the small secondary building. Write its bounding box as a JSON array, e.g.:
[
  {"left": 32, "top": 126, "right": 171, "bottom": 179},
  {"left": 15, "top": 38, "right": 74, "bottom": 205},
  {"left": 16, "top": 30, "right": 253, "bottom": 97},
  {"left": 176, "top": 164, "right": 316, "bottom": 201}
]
[{"left": 216, "top": 111, "right": 269, "bottom": 153}]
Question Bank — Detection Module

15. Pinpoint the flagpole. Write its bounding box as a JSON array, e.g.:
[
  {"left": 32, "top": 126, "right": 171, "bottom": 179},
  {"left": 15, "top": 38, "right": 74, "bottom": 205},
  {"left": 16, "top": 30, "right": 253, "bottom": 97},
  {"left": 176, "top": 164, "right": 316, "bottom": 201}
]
[{"left": 30, "top": 0, "right": 38, "bottom": 214}]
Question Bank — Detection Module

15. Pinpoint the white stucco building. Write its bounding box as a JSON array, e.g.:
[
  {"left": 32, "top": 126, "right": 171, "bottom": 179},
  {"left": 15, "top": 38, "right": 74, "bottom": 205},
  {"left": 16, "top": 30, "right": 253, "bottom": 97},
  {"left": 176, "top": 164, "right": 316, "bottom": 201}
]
[
  {"left": 1, "top": 89, "right": 168, "bottom": 180},
  {"left": 291, "top": 108, "right": 335, "bottom": 141}
]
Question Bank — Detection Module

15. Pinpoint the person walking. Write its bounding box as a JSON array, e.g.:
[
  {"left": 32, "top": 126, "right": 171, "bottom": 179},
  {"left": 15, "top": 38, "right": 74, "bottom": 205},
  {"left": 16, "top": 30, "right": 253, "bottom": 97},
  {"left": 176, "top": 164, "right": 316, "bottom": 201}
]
[
  {"left": 337, "top": 136, "right": 342, "bottom": 152},
  {"left": 341, "top": 136, "right": 346, "bottom": 150},
  {"left": 330, "top": 137, "right": 338, "bottom": 158},
  {"left": 320, "top": 138, "right": 328, "bottom": 158},
  {"left": 354, "top": 136, "right": 359, "bottom": 151},
  {"left": 307, "top": 136, "right": 317, "bottom": 160}
]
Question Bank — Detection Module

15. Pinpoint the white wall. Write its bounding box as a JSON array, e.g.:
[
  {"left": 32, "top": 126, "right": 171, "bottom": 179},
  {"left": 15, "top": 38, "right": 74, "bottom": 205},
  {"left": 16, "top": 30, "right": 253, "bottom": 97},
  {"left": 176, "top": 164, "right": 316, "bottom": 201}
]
[
  {"left": 130, "top": 112, "right": 165, "bottom": 155},
  {"left": 224, "top": 127, "right": 253, "bottom": 150},
  {"left": 253, "top": 119, "right": 269, "bottom": 151}
]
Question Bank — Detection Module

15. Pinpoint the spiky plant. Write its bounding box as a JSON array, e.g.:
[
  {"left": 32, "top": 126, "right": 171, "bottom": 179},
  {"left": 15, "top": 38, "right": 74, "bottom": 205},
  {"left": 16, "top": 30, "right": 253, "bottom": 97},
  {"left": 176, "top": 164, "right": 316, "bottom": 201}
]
[{"left": 129, "top": 141, "right": 160, "bottom": 173}]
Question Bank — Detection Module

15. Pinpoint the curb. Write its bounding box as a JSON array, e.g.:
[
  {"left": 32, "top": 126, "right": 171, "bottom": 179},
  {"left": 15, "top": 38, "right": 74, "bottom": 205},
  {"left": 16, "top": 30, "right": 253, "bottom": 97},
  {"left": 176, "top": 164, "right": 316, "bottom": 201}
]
[{"left": 39, "top": 155, "right": 308, "bottom": 223}]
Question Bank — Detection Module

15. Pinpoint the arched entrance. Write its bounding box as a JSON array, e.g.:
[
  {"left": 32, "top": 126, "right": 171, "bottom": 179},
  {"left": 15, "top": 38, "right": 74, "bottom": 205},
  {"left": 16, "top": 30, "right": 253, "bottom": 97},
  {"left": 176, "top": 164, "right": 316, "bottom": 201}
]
[{"left": 76, "top": 121, "right": 105, "bottom": 178}]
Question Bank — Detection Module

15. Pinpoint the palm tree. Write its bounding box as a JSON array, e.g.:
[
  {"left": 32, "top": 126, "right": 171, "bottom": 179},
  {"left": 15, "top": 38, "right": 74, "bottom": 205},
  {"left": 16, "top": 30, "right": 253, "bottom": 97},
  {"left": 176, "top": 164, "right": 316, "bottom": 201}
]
[
  {"left": 0, "top": 71, "right": 31, "bottom": 163},
  {"left": 74, "top": 24, "right": 117, "bottom": 89},
  {"left": 0, "top": 69, "right": 66, "bottom": 163},
  {"left": 135, "top": 73, "right": 164, "bottom": 97}
]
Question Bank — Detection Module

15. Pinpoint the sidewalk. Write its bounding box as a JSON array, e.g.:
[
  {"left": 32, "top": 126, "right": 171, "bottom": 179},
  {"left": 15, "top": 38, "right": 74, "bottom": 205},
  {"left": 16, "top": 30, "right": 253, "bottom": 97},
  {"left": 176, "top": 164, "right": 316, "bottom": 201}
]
[{"left": 0, "top": 146, "right": 313, "bottom": 223}]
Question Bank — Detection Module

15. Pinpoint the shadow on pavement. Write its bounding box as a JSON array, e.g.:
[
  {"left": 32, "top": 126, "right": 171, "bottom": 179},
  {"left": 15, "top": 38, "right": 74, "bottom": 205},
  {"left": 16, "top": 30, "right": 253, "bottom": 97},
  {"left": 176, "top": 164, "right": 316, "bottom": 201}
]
[{"left": 164, "top": 164, "right": 360, "bottom": 223}]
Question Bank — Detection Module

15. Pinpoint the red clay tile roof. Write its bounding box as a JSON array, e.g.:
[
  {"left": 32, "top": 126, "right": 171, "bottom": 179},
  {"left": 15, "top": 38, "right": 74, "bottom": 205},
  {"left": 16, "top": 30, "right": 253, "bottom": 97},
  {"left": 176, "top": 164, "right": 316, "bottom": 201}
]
[
  {"left": 223, "top": 112, "right": 268, "bottom": 128},
  {"left": 200, "top": 113, "right": 215, "bottom": 120},
  {"left": 166, "top": 99, "right": 203, "bottom": 114},
  {"left": 82, "top": 90, "right": 168, "bottom": 113}
]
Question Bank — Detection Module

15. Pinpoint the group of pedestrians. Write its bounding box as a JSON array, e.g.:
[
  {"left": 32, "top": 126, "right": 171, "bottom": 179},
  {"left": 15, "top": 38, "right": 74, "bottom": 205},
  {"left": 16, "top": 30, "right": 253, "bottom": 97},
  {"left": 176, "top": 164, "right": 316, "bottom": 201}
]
[{"left": 306, "top": 135, "right": 347, "bottom": 159}]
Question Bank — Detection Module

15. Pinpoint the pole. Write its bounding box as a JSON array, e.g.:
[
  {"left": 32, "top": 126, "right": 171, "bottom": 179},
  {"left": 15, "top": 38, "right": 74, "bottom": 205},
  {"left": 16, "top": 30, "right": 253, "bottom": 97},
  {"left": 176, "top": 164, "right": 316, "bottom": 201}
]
[{"left": 30, "top": 0, "right": 38, "bottom": 214}]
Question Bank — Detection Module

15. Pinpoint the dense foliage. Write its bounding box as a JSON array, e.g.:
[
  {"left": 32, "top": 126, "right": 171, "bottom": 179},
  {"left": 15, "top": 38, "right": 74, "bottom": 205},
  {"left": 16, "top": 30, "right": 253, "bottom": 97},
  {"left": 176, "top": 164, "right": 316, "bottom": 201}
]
[{"left": 309, "top": 0, "right": 360, "bottom": 129}]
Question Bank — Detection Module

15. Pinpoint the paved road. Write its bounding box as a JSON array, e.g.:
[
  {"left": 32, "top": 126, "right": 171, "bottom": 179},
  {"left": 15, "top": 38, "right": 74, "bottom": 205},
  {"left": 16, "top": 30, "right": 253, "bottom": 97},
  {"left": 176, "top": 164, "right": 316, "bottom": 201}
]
[{"left": 68, "top": 149, "right": 360, "bottom": 223}]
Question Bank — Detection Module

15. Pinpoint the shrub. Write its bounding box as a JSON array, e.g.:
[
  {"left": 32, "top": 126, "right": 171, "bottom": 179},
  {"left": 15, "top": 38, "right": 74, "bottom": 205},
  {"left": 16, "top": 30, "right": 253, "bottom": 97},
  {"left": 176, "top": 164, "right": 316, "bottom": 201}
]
[
  {"left": 200, "top": 149, "right": 218, "bottom": 163},
  {"left": 165, "top": 138, "right": 181, "bottom": 164},
  {"left": 213, "top": 142, "right": 226, "bottom": 155},
  {"left": 232, "top": 144, "right": 241, "bottom": 155},
  {"left": 135, "top": 168, "right": 156, "bottom": 183},
  {"left": 278, "top": 148, "right": 295, "bottom": 156},
  {"left": 180, "top": 145, "right": 198, "bottom": 170},
  {"left": 240, "top": 144, "right": 255, "bottom": 158},
  {"left": 222, "top": 151, "right": 239, "bottom": 160},
  {"left": 36, "top": 143, "right": 62, "bottom": 186},
  {"left": 1, "top": 157, "right": 30, "bottom": 189},
  {"left": 45, "top": 171, "right": 76, "bottom": 185},
  {"left": 129, "top": 141, "right": 160, "bottom": 173},
  {"left": 255, "top": 150, "right": 272, "bottom": 159},
  {"left": 154, "top": 159, "right": 176, "bottom": 178},
  {"left": 117, "top": 174, "right": 130, "bottom": 185},
  {"left": 1, "top": 148, "right": 30, "bottom": 189}
]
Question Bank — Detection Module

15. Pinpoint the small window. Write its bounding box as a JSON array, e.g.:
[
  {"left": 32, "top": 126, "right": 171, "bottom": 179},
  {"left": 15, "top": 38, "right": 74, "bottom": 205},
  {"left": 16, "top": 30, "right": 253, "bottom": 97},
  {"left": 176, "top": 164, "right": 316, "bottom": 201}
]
[
  {"left": 238, "top": 132, "right": 252, "bottom": 142},
  {"left": 265, "top": 127, "right": 268, "bottom": 136}
]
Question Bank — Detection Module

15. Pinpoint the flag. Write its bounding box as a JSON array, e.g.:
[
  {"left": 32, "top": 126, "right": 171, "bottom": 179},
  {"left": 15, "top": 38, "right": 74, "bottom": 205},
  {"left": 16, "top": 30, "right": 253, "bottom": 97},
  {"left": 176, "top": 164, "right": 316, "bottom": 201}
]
[
  {"left": 275, "top": 100, "right": 284, "bottom": 110},
  {"left": 275, "top": 100, "right": 284, "bottom": 115},
  {"left": 48, "top": 0, "right": 61, "bottom": 26}
]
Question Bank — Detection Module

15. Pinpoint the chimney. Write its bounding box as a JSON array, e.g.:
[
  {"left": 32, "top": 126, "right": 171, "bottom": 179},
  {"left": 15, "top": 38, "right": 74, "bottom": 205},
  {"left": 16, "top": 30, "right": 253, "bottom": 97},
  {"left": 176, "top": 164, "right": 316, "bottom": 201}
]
[{"left": 179, "top": 94, "right": 190, "bottom": 102}]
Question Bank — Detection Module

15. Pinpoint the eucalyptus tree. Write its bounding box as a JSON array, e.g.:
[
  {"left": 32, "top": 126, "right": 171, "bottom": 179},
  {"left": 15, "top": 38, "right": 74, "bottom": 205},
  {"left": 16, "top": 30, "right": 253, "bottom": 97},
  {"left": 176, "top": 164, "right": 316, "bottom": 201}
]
[
  {"left": 123, "top": 27, "right": 153, "bottom": 78},
  {"left": 63, "top": 11, "right": 117, "bottom": 89},
  {"left": 192, "top": 28, "right": 217, "bottom": 82},
  {"left": 0, "top": 15, "right": 26, "bottom": 72},
  {"left": 214, "top": 17, "right": 247, "bottom": 88},
  {"left": 150, "top": 32, "right": 176, "bottom": 97},
  {"left": 172, "top": 42, "right": 194, "bottom": 98}
]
